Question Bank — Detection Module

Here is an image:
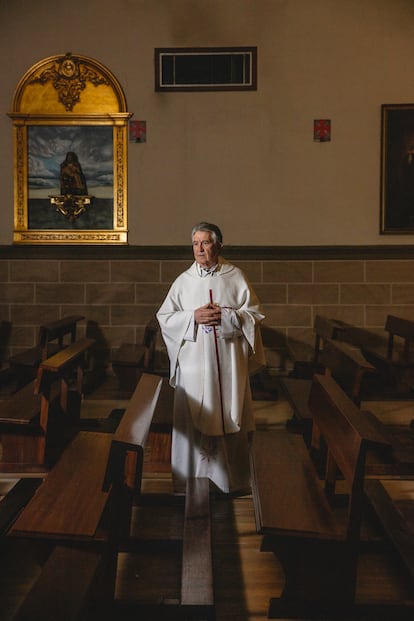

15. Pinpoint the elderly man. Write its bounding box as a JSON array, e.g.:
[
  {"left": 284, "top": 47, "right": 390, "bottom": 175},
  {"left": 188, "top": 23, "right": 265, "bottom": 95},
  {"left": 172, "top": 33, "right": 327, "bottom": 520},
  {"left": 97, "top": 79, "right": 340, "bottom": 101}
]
[{"left": 157, "top": 222, "right": 265, "bottom": 494}]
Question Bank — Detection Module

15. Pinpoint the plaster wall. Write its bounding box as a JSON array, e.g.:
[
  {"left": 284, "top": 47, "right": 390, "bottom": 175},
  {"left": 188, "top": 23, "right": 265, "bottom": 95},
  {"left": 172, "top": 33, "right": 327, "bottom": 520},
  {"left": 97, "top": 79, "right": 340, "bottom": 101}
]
[{"left": 1, "top": 0, "right": 414, "bottom": 246}]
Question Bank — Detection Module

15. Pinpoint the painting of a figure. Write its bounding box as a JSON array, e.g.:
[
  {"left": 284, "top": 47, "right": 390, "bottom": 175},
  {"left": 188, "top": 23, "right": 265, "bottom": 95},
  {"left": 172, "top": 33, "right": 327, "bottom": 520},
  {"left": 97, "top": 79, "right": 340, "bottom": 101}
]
[
  {"left": 60, "top": 151, "right": 88, "bottom": 195},
  {"left": 381, "top": 104, "right": 414, "bottom": 233},
  {"left": 28, "top": 125, "right": 113, "bottom": 230}
]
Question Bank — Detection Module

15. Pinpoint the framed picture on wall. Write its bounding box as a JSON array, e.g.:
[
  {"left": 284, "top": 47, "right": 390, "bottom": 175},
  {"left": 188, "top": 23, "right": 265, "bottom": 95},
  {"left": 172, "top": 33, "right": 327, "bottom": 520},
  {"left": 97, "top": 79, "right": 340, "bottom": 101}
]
[
  {"left": 9, "top": 52, "right": 130, "bottom": 244},
  {"left": 26, "top": 125, "right": 115, "bottom": 231},
  {"left": 381, "top": 103, "right": 414, "bottom": 234}
]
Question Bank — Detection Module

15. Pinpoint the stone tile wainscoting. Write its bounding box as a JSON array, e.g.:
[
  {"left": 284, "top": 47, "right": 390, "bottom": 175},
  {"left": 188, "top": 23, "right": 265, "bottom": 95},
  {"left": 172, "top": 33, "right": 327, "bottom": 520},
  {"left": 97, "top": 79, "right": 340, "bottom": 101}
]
[{"left": 1, "top": 246, "right": 414, "bottom": 374}]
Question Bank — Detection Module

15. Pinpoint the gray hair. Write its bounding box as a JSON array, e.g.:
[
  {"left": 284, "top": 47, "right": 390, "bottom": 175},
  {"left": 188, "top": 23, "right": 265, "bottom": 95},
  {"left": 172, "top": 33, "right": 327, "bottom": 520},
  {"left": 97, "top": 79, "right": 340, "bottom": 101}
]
[{"left": 191, "top": 222, "right": 223, "bottom": 245}]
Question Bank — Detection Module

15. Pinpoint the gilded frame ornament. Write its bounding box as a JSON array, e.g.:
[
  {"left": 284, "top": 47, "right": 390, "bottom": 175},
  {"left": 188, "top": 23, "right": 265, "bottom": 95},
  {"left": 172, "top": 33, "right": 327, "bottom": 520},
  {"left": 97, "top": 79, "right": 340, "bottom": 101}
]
[{"left": 9, "top": 53, "right": 131, "bottom": 244}]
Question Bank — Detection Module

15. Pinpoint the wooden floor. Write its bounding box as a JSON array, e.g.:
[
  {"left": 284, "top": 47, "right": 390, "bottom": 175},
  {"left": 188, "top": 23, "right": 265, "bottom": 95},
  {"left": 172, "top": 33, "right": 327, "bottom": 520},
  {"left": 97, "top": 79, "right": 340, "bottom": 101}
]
[{"left": 1, "top": 374, "right": 414, "bottom": 620}]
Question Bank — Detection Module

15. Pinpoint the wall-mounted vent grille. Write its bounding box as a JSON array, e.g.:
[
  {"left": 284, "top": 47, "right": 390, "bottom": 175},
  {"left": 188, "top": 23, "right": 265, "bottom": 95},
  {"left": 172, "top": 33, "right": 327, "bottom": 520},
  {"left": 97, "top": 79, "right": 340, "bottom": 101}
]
[{"left": 155, "top": 47, "right": 257, "bottom": 92}]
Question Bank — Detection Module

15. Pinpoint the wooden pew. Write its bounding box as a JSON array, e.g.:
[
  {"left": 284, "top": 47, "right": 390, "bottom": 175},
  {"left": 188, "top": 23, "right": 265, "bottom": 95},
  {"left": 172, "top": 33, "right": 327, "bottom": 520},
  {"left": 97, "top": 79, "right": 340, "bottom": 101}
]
[
  {"left": 280, "top": 337, "right": 377, "bottom": 439},
  {"left": 36, "top": 336, "right": 95, "bottom": 421},
  {"left": 11, "top": 546, "right": 107, "bottom": 621},
  {"left": 8, "top": 315, "right": 85, "bottom": 389},
  {"left": 287, "top": 313, "right": 414, "bottom": 397},
  {"left": 361, "top": 422, "right": 414, "bottom": 476},
  {"left": 0, "top": 477, "right": 45, "bottom": 537},
  {"left": 282, "top": 336, "right": 414, "bottom": 475},
  {"left": 8, "top": 372, "right": 164, "bottom": 621},
  {"left": 145, "top": 375, "right": 174, "bottom": 473},
  {"left": 328, "top": 314, "right": 414, "bottom": 398},
  {"left": 0, "top": 337, "right": 95, "bottom": 467},
  {"left": 365, "top": 478, "right": 414, "bottom": 590},
  {"left": 286, "top": 314, "right": 349, "bottom": 379},
  {"left": 360, "top": 314, "right": 414, "bottom": 397},
  {"left": 8, "top": 373, "right": 215, "bottom": 621},
  {"left": 111, "top": 318, "right": 159, "bottom": 392},
  {"left": 250, "top": 373, "right": 413, "bottom": 619}
]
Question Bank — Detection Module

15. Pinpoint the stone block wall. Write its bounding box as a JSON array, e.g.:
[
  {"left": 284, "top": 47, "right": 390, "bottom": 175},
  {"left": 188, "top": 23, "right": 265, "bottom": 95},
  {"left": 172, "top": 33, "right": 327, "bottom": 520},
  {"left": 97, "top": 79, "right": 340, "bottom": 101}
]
[{"left": 1, "top": 250, "right": 414, "bottom": 373}]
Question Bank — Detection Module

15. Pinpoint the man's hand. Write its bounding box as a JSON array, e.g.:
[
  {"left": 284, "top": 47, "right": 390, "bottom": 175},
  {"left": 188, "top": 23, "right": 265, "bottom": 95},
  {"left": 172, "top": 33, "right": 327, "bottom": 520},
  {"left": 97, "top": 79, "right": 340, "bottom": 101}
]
[{"left": 194, "top": 303, "right": 221, "bottom": 325}]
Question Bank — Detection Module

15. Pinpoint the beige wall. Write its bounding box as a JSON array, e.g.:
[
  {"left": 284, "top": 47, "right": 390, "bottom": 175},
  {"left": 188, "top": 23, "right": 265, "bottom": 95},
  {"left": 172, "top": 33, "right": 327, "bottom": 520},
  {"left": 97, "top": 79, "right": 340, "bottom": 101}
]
[{"left": 2, "top": 0, "right": 414, "bottom": 246}]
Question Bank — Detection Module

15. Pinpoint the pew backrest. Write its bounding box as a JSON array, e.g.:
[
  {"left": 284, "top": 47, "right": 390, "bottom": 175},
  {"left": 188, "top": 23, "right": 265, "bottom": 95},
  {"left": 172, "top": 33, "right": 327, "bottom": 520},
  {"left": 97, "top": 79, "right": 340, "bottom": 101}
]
[
  {"left": 308, "top": 373, "right": 368, "bottom": 542},
  {"left": 384, "top": 314, "right": 414, "bottom": 363},
  {"left": 287, "top": 314, "right": 350, "bottom": 378},
  {"left": 36, "top": 336, "right": 94, "bottom": 378},
  {"left": 319, "top": 338, "right": 376, "bottom": 404},
  {"left": 313, "top": 315, "right": 348, "bottom": 359},
  {"left": 103, "top": 373, "right": 164, "bottom": 493},
  {"left": 37, "top": 315, "right": 85, "bottom": 360},
  {"left": 8, "top": 315, "right": 85, "bottom": 388},
  {"left": 0, "top": 339, "right": 95, "bottom": 466}
]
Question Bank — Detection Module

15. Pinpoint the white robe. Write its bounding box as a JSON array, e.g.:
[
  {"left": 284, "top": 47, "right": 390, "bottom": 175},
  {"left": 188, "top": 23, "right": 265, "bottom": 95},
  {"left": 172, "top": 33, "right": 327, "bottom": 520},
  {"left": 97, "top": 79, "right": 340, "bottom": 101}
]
[{"left": 156, "top": 258, "right": 265, "bottom": 493}]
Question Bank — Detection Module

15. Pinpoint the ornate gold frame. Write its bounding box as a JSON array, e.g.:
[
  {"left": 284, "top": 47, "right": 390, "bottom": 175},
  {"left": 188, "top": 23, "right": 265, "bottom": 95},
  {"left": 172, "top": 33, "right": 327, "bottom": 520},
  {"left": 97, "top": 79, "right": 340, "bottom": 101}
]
[{"left": 9, "top": 53, "right": 131, "bottom": 244}]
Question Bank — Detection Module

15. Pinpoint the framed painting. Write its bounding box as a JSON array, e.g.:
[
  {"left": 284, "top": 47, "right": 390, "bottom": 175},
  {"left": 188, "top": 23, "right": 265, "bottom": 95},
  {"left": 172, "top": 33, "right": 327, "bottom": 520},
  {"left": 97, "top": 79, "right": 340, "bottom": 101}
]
[
  {"left": 381, "top": 103, "right": 414, "bottom": 234},
  {"left": 28, "top": 124, "right": 114, "bottom": 230},
  {"left": 9, "top": 52, "right": 131, "bottom": 244}
]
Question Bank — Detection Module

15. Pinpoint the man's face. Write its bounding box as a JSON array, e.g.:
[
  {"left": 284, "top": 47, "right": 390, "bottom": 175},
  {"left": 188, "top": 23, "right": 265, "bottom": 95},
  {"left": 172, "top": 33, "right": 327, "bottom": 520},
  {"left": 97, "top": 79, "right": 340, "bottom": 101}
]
[{"left": 192, "top": 230, "right": 221, "bottom": 268}]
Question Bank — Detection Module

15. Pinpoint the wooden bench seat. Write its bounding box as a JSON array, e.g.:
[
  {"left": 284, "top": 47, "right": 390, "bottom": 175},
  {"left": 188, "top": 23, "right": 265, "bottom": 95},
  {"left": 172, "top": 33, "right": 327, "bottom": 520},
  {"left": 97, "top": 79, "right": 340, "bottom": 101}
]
[
  {"left": 12, "top": 546, "right": 105, "bottom": 621},
  {"left": 0, "top": 380, "right": 41, "bottom": 427},
  {"left": 251, "top": 373, "right": 371, "bottom": 617},
  {"left": 10, "top": 431, "right": 113, "bottom": 540},
  {"left": 8, "top": 315, "right": 85, "bottom": 389},
  {"left": 365, "top": 478, "right": 414, "bottom": 592},
  {"left": 0, "top": 380, "right": 59, "bottom": 466},
  {"left": 0, "top": 478, "right": 44, "bottom": 536},
  {"left": 0, "top": 337, "right": 95, "bottom": 467},
  {"left": 9, "top": 372, "right": 164, "bottom": 620},
  {"left": 250, "top": 373, "right": 413, "bottom": 618}
]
